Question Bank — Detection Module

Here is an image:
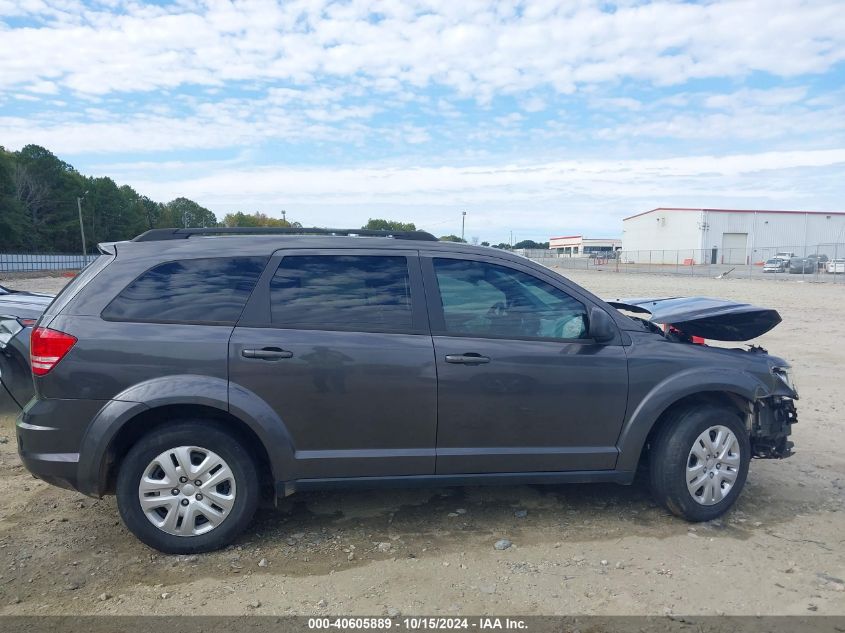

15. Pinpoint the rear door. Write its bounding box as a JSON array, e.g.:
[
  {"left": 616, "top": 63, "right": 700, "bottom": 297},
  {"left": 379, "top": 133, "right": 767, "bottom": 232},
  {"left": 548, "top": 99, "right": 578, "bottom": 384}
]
[
  {"left": 421, "top": 253, "right": 628, "bottom": 474},
  {"left": 229, "top": 249, "right": 437, "bottom": 479}
]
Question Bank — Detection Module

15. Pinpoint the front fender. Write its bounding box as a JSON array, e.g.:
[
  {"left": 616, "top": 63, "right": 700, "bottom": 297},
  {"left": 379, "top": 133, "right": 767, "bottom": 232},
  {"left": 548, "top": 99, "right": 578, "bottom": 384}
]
[
  {"left": 615, "top": 368, "right": 770, "bottom": 472},
  {"left": 77, "top": 375, "right": 295, "bottom": 496}
]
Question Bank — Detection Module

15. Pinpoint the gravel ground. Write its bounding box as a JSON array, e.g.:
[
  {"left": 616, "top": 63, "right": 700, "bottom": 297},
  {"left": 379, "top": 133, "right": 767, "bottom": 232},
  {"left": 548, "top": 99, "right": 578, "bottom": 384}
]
[{"left": 0, "top": 271, "right": 843, "bottom": 616}]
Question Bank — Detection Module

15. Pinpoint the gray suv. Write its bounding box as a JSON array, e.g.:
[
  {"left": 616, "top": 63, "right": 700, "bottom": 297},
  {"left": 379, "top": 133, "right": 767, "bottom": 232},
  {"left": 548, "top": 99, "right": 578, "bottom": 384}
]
[{"left": 16, "top": 228, "right": 798, "bottom": 553}]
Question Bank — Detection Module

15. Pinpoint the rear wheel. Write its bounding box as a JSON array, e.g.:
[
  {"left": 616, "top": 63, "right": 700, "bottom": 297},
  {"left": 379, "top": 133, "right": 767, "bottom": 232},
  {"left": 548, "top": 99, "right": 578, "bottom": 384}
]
[
  {"left": 649, "top": 405, "right": 750, "bottom": 522},
  {"left": 116, "top": 421, "right": 259, "bottom": 553}
]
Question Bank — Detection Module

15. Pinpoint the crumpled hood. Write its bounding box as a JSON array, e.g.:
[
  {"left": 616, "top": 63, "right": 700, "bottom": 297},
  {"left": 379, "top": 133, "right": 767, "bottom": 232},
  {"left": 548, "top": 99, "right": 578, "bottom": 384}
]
[{"left": 608, "top": 296, "right": 782, "bottom": 341}]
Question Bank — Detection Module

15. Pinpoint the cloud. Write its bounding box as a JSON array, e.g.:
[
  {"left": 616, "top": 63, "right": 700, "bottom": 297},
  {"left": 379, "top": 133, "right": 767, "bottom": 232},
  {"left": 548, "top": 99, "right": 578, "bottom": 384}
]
[
  {"left": 115, "top": 148, "right": 845, "bottom": 239},
  {"left": 1, "top": 1, "right": 844, "bottom": 99},
  {"left": 703, "top": 87, "right": 810, "bottom": 110},
  {"left": 2, "top": 1, "right": 844, "bottom": 242},
  {"left": 593, "top": 88, "right": 845, "bottom": 142}
]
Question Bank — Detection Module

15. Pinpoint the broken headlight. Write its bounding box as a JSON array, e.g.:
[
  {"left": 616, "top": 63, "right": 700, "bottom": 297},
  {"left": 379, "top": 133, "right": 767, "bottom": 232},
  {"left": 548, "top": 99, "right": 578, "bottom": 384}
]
[{"left": 772, "top": 365, "right": 796, "bottom": 394}]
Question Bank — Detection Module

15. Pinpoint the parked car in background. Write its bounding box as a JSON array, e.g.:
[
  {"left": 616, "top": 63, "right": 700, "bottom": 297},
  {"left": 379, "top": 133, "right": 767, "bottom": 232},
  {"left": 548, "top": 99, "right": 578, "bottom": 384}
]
[
  {"left": 773, "top": 252, "right": 796, "bottom": 262},
  {"left": 763, "top": 258, "right": 788, "bottom": 273},
  {"left": 788, "top": 257, "right": 815, "bottom": 274},
  {"left": 827, "top": 258, "right": 845, "bottom": 274},
  {"left": 0, "top": 284, "right": 53, "bottom": 410},
  {"left": 16, "top": 227, "right": 797, "bottom": 553},
  {"left": 806, "top": 254, "right": 829, "bottom": 270}
]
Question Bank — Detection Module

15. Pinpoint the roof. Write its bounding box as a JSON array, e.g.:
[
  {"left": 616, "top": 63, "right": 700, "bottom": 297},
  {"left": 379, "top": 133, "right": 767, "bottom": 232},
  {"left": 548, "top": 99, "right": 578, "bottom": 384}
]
[
  {"left": 623, "top": 207, "right": 845, "bottom": 222},
  {"left": 133, "top": 227, "right": 438, "bottom": 242},
  {"left": 549, "top": 235, "right": 621, "bottom": 242},
  {"left": 116, "top": 231, "right": 533, "bottom": 266}
]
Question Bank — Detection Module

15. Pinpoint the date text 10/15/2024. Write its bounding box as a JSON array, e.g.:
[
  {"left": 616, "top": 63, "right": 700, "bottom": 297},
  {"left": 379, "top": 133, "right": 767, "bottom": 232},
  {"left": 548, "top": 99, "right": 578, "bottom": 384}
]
[{"left": 307, "top": 618, "right": 528, "bottom": 630}]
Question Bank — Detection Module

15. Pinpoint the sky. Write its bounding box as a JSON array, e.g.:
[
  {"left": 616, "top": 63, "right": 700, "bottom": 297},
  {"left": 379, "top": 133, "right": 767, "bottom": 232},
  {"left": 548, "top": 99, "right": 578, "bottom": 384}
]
[{"left": 2, "top": 0, "right": 844, "bottom": 244}]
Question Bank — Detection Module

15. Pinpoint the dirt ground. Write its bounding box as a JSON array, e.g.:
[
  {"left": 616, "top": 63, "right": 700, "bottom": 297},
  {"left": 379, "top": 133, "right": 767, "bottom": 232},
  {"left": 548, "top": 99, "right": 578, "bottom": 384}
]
[{"left": 1, "top": 271, "right": 843, "bottom": 616}]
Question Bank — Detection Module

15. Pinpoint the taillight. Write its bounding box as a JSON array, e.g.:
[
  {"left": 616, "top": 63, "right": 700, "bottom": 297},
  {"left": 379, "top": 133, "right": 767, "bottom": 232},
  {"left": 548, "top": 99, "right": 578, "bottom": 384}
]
[
  {"left": 30, "top": 327, "right": 77, "bottom": 376},
  {"left": 17, "top": 318, "right": 37, "bottom": 327}
]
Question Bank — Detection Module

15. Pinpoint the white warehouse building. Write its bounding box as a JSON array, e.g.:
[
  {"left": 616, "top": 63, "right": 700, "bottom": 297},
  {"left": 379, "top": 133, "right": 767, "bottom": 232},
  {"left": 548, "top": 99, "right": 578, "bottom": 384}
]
[
  {"left": 548, "top": 235, "right": 622, "bottom": 257},
  {"left": 622, "top": 207, "right": 845, "bottom": 265}
]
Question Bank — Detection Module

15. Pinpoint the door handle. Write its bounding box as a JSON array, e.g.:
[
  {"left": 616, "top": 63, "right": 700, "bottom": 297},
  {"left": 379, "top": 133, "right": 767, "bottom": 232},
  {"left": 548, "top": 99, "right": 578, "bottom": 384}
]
[
  {"left": 445, "top": 353, "right": 491, "bottom": 365},
  {"left": 242, "top": 347, "right": 293, "bottom": 360}
]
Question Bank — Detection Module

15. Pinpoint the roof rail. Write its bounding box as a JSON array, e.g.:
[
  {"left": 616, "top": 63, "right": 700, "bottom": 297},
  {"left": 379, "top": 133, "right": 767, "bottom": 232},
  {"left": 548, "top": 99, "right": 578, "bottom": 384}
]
[{"left": 132, "top": 227, "right": 439, "bottom": 243}]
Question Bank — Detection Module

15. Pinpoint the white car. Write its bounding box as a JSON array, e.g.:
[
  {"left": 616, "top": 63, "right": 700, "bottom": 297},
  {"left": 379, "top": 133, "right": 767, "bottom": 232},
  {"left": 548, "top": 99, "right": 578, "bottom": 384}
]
[
  {"left": 827, "top": 258, "right": 845, "bottom": 274},
  {"left": 763, "top": 258, "right": 787, "bottom": 273}
]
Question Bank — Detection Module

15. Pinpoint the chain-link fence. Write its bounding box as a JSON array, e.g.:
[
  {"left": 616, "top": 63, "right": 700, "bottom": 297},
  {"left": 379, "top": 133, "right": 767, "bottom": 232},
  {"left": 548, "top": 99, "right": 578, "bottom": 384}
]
[
  {"left": 0, "top": 253, "right": 97, "bottom": 273},
  {"left": 530, "top": 243, "right": 845, "bottom": 283}
]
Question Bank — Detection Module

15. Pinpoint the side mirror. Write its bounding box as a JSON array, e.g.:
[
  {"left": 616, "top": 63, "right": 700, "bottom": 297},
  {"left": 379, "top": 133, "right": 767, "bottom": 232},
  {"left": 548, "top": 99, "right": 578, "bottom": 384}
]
[{"left": 588, "top": 307, "right": 616, "bottom": 343}]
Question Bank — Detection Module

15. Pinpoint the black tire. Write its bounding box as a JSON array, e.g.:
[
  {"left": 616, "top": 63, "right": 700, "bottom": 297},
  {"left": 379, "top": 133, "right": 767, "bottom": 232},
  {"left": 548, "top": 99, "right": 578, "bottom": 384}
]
[
  {"left": 649, "top": 404, "right": 750, "bottom": 522},
  {"left": 116, "top": 420, "right": 260, "bottom": 554}
]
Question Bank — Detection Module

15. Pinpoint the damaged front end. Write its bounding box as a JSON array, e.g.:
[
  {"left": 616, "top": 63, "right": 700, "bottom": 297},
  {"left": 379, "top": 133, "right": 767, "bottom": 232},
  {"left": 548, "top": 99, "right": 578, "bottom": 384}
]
[
  {"left": 610, "top": 295, "right": 799, "bottom": 459},
  {"left": 751, "top": 396, "right": 797, "bottom": 459},
  {"left": 608, "top": 296, "right": 782, "bottom": 342}
]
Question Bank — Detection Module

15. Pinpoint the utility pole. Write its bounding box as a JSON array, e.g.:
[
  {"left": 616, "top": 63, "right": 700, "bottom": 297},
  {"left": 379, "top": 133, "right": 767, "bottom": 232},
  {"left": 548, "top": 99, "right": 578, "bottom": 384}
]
[
  {"left": 461, "top": 211, "right": 466, "bottom": 242},
  {"left": 77, "top": 193, "right": 88, "bottom": 263}
]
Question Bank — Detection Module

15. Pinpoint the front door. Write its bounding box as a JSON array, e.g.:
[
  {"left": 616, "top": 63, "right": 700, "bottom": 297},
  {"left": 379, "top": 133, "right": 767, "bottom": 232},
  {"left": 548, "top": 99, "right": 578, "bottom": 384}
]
[
  {"left": 422, "top": 254, "right": 628, "bottom": 474},
  {"left": 229, "top": 250, "right": 437, "bottom": 479}
]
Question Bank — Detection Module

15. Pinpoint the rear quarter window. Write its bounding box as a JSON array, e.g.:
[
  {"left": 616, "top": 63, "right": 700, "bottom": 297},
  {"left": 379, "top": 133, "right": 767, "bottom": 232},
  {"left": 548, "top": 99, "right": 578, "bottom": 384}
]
[
  {"left": 102, "top": 257, "right": 267, "bottom": 324},
  {"left": 43, "top": 254, "right": 114, "bottom": 317}
]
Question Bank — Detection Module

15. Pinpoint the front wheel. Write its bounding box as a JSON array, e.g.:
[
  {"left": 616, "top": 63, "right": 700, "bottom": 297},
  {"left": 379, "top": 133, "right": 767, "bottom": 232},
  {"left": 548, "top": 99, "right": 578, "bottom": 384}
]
[
  {"left": 649, "top": 405, "right": 750, "bottom": 522},
  {"left": 116, "top": 421, "right": 260, "bottom": 553}
]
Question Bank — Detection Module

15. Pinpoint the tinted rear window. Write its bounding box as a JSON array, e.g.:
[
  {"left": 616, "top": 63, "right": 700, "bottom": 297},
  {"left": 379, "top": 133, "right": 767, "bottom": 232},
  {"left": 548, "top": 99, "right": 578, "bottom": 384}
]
[
  {"left": 270, "top": 255, "right": 412, "bottom": 330},
  {"left": 102, "top": 257, "right": 267, "bottom": 324}
]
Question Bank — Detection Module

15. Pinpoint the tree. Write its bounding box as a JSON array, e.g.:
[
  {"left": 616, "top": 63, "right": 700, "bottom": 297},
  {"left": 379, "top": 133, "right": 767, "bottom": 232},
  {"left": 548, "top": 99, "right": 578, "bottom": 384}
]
[
  {"left": 439, "top": 234, "right": 467, "bottom": 243},
  {"left": 161, "top": 197, "right": 217, "bottom": 228},
  {"left": 0, "top": 149, "right": 27, "bottom": 250},
  {"left": 492, "top": 243, "right": 512, "bottom": 250},
  {"left": 221, "top": 211, "right": 300, "bottom": 227},
  {"left": 362, "top": 218, "right": 417, "bottom": 232},
  {"left": 84, "top": 176, "right": 130, "bottom": 245},
  {"left": 480, "top": 241, "right": 490, "bottom": 247},
  {"left": 513, "top": 239, "right": 550, "bottom": 250},
  {"left": 0, "top": 144, "right": 223, "bottom": 251},
  {"left": 125, "top": 192, "right": 163, "bottom": 231},
  {"left": 9, "top": 145, "right": 85, "bottom": 251}
]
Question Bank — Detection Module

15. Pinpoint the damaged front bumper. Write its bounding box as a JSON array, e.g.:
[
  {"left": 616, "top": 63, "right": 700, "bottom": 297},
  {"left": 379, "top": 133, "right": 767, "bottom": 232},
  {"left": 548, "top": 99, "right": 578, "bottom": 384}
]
[{"left": 751, "top": 396, "right": 797, "bottom": 459}]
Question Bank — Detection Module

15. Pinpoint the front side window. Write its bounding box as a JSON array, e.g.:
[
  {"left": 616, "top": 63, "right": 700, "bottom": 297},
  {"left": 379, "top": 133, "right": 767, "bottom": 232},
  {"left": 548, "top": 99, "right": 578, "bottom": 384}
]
[
  {"left": 270, "top": 255, "right": 412, "bottom": 331},
  {"left": 433, "top": 258, "right": 588, "bottom": 340},
  {"left": 102, "top": 257, "right": 267, "bottom": 324}
]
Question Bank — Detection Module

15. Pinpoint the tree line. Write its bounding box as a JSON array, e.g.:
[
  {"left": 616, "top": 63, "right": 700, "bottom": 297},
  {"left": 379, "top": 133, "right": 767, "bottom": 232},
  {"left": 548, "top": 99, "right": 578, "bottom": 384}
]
[
  {"left": 0, "top": 145, "right": 305, "bottom": 253},
  {"left": 0, "top": 145, "right": 224, "bottom": 252}
]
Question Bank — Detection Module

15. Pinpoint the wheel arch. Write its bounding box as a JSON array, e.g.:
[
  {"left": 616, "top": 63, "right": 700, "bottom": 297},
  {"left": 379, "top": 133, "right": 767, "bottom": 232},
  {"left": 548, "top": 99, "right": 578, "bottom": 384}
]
[
  {"left": 96, "top": 403, "right": 276, "bottom": 500},
  {"left": 77, "top": 376, "right": 295, "bottom": 499},
  {"left": 635, "top": 391, "right": 752, "bottom": 471},
  {"left": 615, "top": 369, "right": 764, "bottom": 473}
]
